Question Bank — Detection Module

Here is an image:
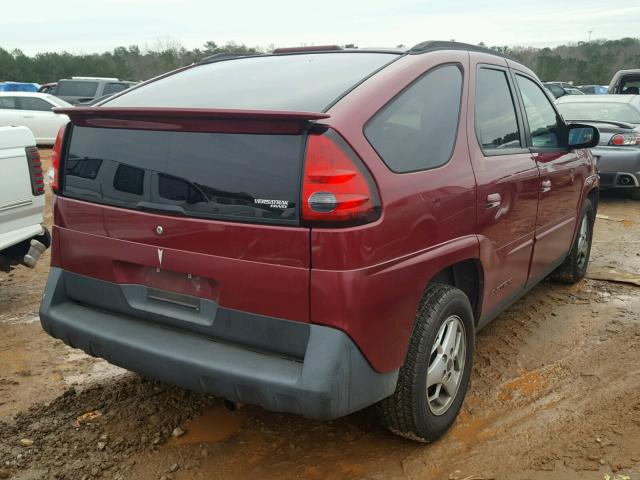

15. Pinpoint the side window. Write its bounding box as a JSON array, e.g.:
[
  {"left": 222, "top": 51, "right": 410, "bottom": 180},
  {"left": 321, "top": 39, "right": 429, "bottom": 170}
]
[
  {"left": 515, "top": 75, "right": 561, "bottom": 148},
  {"left": 364, "top": 64, "right": 463, "bottom": 173},
  {"left": 103, "top": 83, "right": 129, "bottom": 95},
  {"left": 0, "top": 97, "right": 18, "bottom": 109},
  {"left": 548, "top": 85, "right": 565, "bottom": 97},
  {"left": 475, "top": 68, "right": 521, "bottom": 151},
  {"left": 17, "top": 97, "right": 54, "bottom": 112}
]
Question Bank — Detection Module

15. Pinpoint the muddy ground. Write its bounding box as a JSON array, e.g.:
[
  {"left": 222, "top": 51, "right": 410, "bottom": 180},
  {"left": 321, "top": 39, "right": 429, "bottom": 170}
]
[{"left": 1, "top": 149, "right": 639, "bottom": 480}]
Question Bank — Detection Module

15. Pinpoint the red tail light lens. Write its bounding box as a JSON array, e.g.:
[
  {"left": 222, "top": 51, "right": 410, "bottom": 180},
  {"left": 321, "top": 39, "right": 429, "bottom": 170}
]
[
  {"left": 302, "top": 129, "right": 380, "bottom": 226},
  {"left": 610, "top": 133, "right": 640, "bottom": 146},
  {"left": 50, "top": 124, "right": 67, "bottom": 194},
  {"left": 25, "top": 146, "right": 44, "bottom": 196}
]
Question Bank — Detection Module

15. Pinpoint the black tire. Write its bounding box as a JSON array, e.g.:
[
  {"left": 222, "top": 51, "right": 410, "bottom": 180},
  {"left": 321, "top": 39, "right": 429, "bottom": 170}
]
[
  {"left": 551, "top": 198, "right": 595, "bottom": 284},
  {"left": 376, "top": 283, "right": 474, "bottom": 442}
]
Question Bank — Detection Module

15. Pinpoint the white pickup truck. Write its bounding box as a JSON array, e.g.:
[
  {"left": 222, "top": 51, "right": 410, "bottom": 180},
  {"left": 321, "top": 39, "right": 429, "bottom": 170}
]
[{"left": 0, "top": 126, "right": 50, "bottom": 272}]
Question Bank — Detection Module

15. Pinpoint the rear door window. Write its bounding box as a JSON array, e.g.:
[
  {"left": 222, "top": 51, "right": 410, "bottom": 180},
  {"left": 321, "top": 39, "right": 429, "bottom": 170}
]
[
  {"left": 63, "top": 127, "right": 304, "bottom": 225},
  {"left": 475, "top": 68, "right": 522, "bottom": 151},
  {"left": 17, "top": 97, "right": 54, "bottom": 111},
  {"left": 0, "top": 97, "right": 18, "bottom": 109},
  {"left": 364, "top": 64, "right": 463, "bottom": 173}
]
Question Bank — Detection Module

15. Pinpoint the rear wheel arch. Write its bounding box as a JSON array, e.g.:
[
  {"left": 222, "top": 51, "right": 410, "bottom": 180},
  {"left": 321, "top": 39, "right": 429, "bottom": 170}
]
[{"left": 425, "top": 258, "right": 483, "bottom": 325}]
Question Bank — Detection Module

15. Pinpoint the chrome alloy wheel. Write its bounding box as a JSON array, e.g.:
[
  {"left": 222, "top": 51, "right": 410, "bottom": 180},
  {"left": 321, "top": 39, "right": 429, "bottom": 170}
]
[
  {"left": 426, "top": 315, "right": 466, "bottom": 416},
  {"left": 576, "top": 214, "right": 589, "bottom": 270}
]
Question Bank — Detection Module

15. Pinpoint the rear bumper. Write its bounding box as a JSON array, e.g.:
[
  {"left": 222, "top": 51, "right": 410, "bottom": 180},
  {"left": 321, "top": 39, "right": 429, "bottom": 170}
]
[
  {"left": 0, "top": 223, "right": 44, "bottom": 252},
  {"left": 598, "top": 171, "right": 640, "bottom": 190},
  {"left": 593, "top": 146, "right": 640, "bottom": 190},
  {"left": 39, "top": 268, "right": 398, "bottom": 420}
]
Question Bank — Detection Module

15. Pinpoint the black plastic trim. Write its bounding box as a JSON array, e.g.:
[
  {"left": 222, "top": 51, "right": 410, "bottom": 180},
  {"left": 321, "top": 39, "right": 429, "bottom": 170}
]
[
  {"left": 60, "top": 270, "right": 310, "bottom": 360},
  {"left": 409, "top": 40, "right": 518, "bottom": 62}
]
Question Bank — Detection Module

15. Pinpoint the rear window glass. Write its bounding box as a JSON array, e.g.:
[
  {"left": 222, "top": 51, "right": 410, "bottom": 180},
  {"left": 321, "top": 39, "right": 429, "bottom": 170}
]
[
  {"left": 364, "top": 64, "right": 463, "bottom": 173},
  {"left": 63, "top": 127, "right": 304, "bottom": 225},
  {"left": 56, "top": 81, "right": 99, "bottom": 97},
  {"left": 105, "top": 53, "right": 398, "bottom": 112},
  {"left": 103, "top": 83, "right": 129, "bottom": 95}
]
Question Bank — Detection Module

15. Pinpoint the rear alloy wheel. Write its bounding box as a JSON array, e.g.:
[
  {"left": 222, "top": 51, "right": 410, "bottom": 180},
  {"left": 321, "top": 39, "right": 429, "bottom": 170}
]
[
  {"left": 551, "top": 198, "right": 594, "bottom": 284},
  {"left": 376, "top": 284, "right": 474, "bottom": 442}
]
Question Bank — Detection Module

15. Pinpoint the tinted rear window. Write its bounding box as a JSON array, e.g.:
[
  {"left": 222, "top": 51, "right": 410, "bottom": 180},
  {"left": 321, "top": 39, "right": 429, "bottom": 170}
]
[
  {"left": 63, "top": 127, "right": 304, "bottom": 225},
  {"left": 364, "top": 64, "right": 463, "bottom": 173},
  {"left": 105, "top": 53, "right": 398, "bottom": 111},
  {"left": 56, "top": 81, "right": 99, "bottom": 97}
]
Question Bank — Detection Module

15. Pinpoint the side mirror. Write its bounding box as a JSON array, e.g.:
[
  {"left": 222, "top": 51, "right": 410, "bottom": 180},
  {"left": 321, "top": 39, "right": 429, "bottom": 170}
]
[{"left": 567, "top": 123, "right": 599, "bottom": 149}]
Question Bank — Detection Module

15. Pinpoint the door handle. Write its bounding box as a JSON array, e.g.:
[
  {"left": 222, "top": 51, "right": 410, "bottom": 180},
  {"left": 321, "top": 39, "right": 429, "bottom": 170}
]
[
  {"left": 541, "top": 180, "right": 552, "bottom": 193},
  {"left": 485, "top": 193, "right": 502, "bottom": 209},
  {"left": 22, "top": 115, "right": 34, "bottom": 119}
]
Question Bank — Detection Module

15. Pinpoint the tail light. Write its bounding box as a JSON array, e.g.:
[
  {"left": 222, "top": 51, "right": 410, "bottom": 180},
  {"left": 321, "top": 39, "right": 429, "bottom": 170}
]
[
  {"left": 302, "top": 129, "right": 380, "bottom": 226},
  {"left": 50, "top": 124, "right": 67, "bottom": 194},
  {"left": 609, "top": 133, "right": 640, "bottom": 146},
  {"left": 25, "top": 146, "right": 44, "bottom": 196}
]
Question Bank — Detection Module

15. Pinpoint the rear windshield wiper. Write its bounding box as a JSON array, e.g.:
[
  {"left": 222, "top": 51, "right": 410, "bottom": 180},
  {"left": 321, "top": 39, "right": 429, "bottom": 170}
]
[{"left": 134, "top": 202, "right": 187, "bottom": 216}]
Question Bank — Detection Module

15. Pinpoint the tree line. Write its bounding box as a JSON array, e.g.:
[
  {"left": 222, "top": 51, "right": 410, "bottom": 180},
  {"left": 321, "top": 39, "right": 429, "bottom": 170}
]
[{"left": 1, "top": 38, "right": 639, "bottom": 85}]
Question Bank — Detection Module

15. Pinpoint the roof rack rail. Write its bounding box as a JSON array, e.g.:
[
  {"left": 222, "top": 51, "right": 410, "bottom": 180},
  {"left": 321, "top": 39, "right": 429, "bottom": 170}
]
[
  {"left": 199, "top": 52, "right": 260, "bottom": 64},
  {"left": 409, "top": 40, "right": 509, "bottom": 58},
  {"left": 273, "top": 45, "right": 342, "bottom": 54}
]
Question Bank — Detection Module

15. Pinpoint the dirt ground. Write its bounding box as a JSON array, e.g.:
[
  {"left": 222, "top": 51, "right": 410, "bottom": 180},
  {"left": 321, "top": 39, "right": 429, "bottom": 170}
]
[{"left": 1, "top": 149, "right": 639, "bottom": 480}]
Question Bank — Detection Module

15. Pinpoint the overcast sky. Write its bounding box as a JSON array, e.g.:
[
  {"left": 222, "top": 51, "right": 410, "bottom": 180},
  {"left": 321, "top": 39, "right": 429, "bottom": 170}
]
[{"left": 2, "top": 0, "right": 639, "bottom": 55}]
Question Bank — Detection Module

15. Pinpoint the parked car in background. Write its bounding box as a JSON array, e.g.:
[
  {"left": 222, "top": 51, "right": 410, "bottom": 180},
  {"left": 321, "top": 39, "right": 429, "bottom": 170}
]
[
  {"left": 565, "top": 87, "right": 585, "bottom": 96},
  {"left": 0, "top": 92, "right": 71, "bottom": 145},
  {"left": 608, "top": 69, "right": 640, "bottom": 95},
  {"left": 52, "top": 77, "right": 137, "bottom": 104},
  {"left": 0, "top": 82, "right": 39, "bottom": 92},
  {"left": 40, "top": 41, "right": 600, "bottom": 443},
  {"left": 0, "top": 126, "right": 50, "bottom": 272},
  {"left": 38, "top": 82, "right": 57, "bottom": 94},
  {"left": 543, "top": 82, "right": 584, "bottom": 98},
  {"left": 578, "top": 85, "right": 608, "bottom": 95},
  {"left": 546, "top": 81, "right": 574, "bottom": 89},
  {"left": 556, "top": 94, "right": 640, "bottom": 199}
]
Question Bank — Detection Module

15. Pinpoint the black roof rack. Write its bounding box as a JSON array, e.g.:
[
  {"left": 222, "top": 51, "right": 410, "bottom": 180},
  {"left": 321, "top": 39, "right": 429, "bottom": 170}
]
[
  {"left": 409, "top": 40, "right": 512, "bottom": 59},
  {"left": 199, "top": 52, "right": 261, "bottom": 65}
]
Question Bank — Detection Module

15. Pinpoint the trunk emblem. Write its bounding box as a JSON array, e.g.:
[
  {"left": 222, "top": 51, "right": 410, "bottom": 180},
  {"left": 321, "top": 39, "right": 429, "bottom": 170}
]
[
  {"left": 156, "top": 225, "right": 164, "bottom": 235},
  {"left": 157, "top": 248, "right": 164, "bottom": 266}
]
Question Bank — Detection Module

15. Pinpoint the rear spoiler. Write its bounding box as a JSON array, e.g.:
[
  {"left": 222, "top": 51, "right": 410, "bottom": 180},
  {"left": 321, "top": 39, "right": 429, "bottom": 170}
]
[{"left": 53, "top": 107, "right": 330, "bottom": 134}]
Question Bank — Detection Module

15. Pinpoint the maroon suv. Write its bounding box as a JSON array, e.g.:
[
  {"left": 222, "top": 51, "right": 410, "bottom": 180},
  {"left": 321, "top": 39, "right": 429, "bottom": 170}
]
[{"left": 40, "top": 41, "right": 600, "bottom": 442}]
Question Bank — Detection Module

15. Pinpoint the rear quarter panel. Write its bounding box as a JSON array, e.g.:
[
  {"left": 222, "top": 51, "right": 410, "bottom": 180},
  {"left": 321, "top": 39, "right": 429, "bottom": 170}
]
[{"left": 312, "top": 51, "right": 479, "bottom": 372}]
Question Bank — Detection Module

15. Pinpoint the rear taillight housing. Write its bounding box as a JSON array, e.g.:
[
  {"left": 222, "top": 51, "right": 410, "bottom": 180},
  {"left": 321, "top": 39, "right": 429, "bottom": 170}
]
[
  {"left": 609, "top": 133, "right": 640, "bottom": 146},
  {"left": 302, "top": 129, "right": 381, "bottom": 226},
  {"left": 25, "top": 146, "right": 44, "bottom": 196},
  {"left": 50, "top": 124, "right": 67, "bottom": 194}
]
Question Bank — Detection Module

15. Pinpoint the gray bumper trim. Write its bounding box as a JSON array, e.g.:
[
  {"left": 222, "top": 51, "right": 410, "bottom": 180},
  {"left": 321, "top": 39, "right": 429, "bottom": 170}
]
[{"left": 39, "top": 268, "right": 398, "bottom": 420}]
